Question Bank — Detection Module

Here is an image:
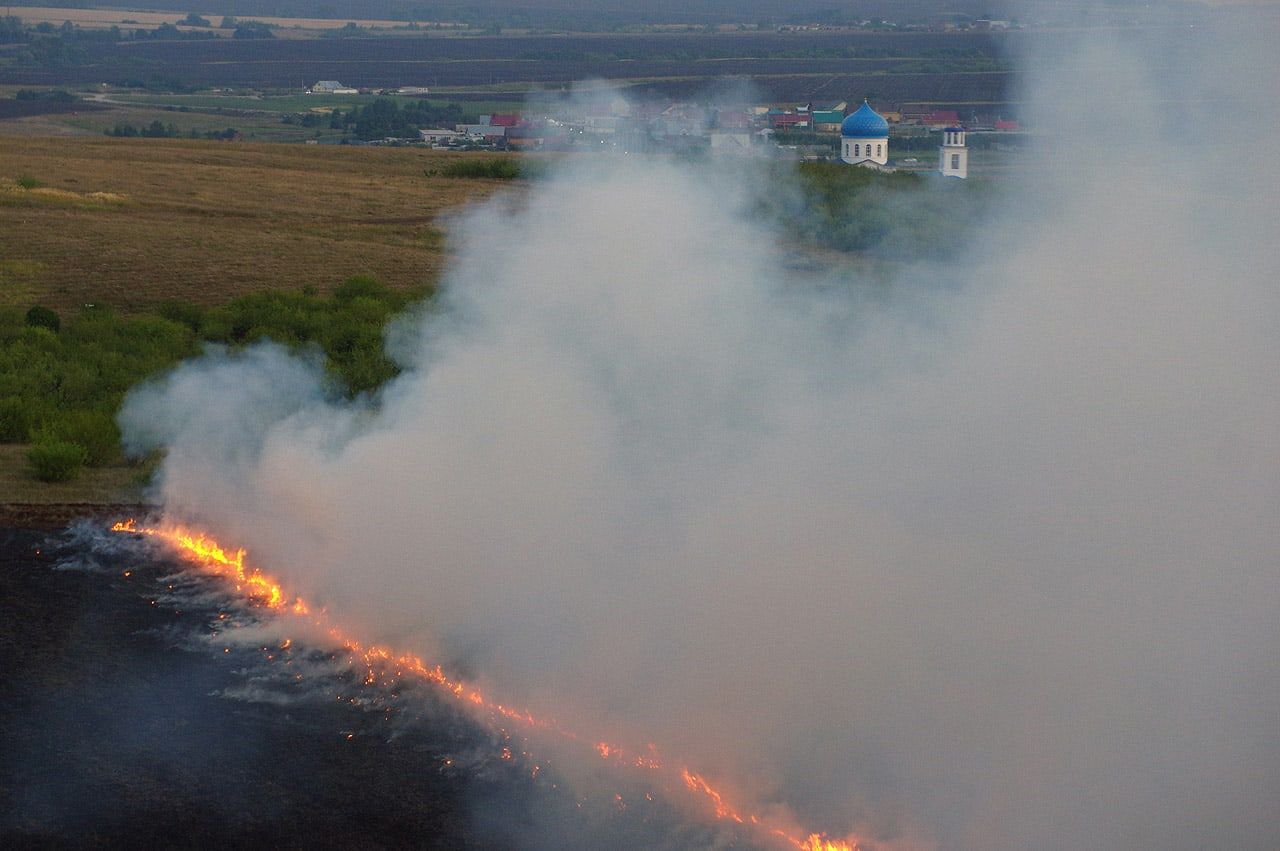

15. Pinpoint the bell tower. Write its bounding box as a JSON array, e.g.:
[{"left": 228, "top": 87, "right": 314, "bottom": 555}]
[{"left": 939, "top": 125, "right": 968, "bottom": 179}]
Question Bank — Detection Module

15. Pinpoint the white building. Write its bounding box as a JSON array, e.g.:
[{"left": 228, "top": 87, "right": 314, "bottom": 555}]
[
  {"left": 840, "top": 100, "right": 890, "bottom": 167},
  {"left": 310, "top": 80, "right": 358, "bottom": 94},
  {"left": 456, "top": 124, "right": 506, "bottom": 139},
  {"left": 938, "top": 125, "right": 968, "bottom": 179},
  {"left": 419, "top": 128, "right": 462, "bottom": 144}
]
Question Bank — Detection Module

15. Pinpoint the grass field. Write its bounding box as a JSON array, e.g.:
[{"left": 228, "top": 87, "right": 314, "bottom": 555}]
[
  {"left": 0, "top": 137, "right": 508, "bottom": 312},
  {"left": 0, "top": 444, "right": 147, "bottom": 503},
  {"left": 8, "top": 102, "right": 344, "bottom": 142},
  {"left": 0, "top": 136, "right": 513, "bottom": 501}
]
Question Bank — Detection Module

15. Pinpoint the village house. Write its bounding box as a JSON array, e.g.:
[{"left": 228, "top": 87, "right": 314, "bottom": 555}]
[
  {"left": 309, "top": 80, "right": 360, "bottom": 95},
  {"left": 419, "top": 128, "right": 462, "bottom": 144}
]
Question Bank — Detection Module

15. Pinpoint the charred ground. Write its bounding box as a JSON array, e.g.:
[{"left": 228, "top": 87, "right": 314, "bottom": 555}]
[
  {"left": 0, "top": 523, "right": 487, "bottom": 849},
  {"left": 0, "top": 522, "right": 741, "bottom": 849}
]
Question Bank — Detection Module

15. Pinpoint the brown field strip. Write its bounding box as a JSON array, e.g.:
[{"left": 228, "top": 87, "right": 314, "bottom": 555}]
[{"left": 0, "top": 137, "right": 508, "bottom": 312}]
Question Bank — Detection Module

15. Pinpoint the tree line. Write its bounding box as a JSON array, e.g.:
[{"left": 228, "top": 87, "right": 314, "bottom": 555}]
[{"left": 334, "top": 98, "right": 467, "bottom": 140}]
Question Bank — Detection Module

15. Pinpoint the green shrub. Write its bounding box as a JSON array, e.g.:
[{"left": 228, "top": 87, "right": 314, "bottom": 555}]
[
  {"left": 15, "top": 175, "right": 42, "bottom": 190},
  {"left": 440, "top": 158, "right": 521, "bottom": 180},
  {"left": 155, "top": 300, "right": 205, "bottom": 332},
  {"left": 3, "top": 282, "right": 418, "bottom": 477},
  {"left": 334, "top": 274, "right": 390, "bottom": 303},
  {"left": 36, "top": 409, "right": 120, "bottom": 466},
  {"left": 24, "top": 305, "right": 59, "bottom": 333},
  {"left": 0, "top": 396, "right": 31, "bottom": 442},
  {"left": 27, "top": 440, "right": 88, "bottom": 482}
]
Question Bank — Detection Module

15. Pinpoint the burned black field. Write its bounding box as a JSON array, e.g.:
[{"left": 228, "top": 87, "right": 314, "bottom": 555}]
[
  {"left": 0, "top": 523, "right": 742, "bottom": 850},
  {"left": 0, "top": 524, "right": 482, "bottom": 848}
]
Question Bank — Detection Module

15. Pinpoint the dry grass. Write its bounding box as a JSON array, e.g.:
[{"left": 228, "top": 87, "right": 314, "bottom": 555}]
[
  {"left": 0, "top": 445, "right": 149, "bottom": 504},
  {"left": 0, "top": 137, "right": 511, "bottom": 311}
]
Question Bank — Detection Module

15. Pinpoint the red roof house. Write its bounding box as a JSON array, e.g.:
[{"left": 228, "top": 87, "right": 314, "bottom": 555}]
[{"left": 923, "top": 110, "right": 960, "bottom": 126}]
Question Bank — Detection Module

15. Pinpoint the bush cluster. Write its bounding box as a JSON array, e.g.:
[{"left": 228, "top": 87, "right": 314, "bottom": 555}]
[
  {"left": 438, "top": 158, "right": 522, "bottom": 180},
  {"left": 336, "top": 98, "right": 467, "bottom": 141},
  {"left": 770, "top": 161, "right": 989, "bottom": 259},
  {"left": 1, "top": 277, "right": 420, "bottom": 481}
]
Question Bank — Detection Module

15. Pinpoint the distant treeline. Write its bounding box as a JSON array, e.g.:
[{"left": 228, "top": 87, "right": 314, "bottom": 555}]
[
  {"left": 0, "top": 16, "right": 280, "bottom": 53},
  {"left": 0, "top": 87, "right": 104, "bottom": 118},
  {"left": 1, "top": 277, "right": 419, "bottom": 481},
  {"left": 14, "top": 87, "right": 77, "bottom": 101},
  {"left": 334, "top": 98, "right": 467, "bottom": 140},
  {"left": 105, "top": 121, "right": 242, "bottom": 140}
]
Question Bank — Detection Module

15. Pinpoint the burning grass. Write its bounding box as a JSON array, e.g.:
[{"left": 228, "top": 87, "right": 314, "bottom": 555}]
[{"left": 111, "top": 519, "right": 863, "bottom": 851}]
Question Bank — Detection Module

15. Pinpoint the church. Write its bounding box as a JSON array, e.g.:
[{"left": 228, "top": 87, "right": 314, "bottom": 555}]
[
  {"left": 840, "top": 100, "right": 969, "bottom": 178},
  {"left": 839, "top": 101, "right": 889, "bottom": 167}
]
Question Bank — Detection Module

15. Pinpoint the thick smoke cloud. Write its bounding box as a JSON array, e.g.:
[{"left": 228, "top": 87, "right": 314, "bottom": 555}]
[{"left": 120, "top": 14, "right": 1280, "bottom": 851}]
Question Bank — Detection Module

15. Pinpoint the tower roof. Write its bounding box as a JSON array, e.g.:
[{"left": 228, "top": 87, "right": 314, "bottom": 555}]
[{"left": 841, "top": 101, "right": 889, "bottom": 139}]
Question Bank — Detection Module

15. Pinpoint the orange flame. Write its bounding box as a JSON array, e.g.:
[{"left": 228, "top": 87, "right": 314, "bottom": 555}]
[{"left": 110, "top": 518, "right": 862, "bottom": 851}]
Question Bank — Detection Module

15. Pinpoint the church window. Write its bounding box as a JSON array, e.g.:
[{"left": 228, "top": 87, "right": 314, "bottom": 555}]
[
  {"left": 854, "top": 144, "right": 860, "bottom": 157},
  {"left": 877, "top": 144, "right": 882, "bottom": 156},
  {"left": 951, "top": 153, "right": 960, "bottom": 170}
]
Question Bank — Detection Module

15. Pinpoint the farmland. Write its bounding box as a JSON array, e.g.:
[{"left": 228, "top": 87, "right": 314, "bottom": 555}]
[{"left": 0, "top": 29, "right": 1019, "bottom": 104}]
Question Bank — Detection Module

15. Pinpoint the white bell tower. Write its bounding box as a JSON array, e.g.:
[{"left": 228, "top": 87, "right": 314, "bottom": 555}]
[{"left": 938, "top": 125, "right": 968, "bottom": 179}]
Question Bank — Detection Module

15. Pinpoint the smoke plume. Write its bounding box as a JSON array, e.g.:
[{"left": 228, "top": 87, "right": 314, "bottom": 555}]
[{"left": 120, "top": 13, "right": 1280, "bottom": 850}]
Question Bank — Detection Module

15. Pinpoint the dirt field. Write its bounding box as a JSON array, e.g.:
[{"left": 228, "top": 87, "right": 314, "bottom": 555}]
[{"left": 0, "top": 137, "right": 508, "bottom": 312}]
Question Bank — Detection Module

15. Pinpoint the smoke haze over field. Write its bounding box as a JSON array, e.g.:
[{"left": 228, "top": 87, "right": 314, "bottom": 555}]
[{"left": 120, "top": 14, "right": 1280, "bottom": 851}]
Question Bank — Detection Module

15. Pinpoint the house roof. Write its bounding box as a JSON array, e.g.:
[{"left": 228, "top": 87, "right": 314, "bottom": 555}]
[{"left": 923, "top": 110, "right": 960, "bottom": 124}]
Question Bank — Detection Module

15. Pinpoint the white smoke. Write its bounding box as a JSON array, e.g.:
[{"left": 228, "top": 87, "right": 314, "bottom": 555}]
[{"left": 120, "top": 14, "right": 1280, "bottom": 851}]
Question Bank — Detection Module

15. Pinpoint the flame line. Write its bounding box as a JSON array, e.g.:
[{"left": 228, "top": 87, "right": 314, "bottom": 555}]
[{"left": 110, "top": 519, "right": 859, "bottom": 851}]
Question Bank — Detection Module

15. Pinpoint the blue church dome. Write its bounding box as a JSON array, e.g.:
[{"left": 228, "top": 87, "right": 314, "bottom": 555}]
[{"left": 841, "top": 101, "right": 889, "bottom": 138}]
